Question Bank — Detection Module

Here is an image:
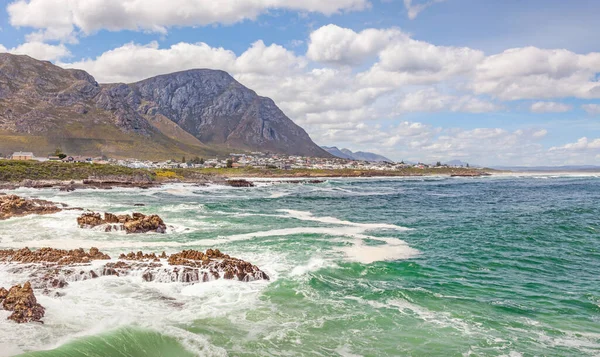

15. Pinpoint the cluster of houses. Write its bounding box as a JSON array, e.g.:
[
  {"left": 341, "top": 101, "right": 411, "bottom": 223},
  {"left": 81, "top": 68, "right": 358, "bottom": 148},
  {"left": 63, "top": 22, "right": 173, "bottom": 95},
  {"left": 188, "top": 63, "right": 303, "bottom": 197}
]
[
  {"left": 3, "top": 152, "right": 109, "bottom": 164},
  {"left": 3, "top": 151, "right": 468, "bottom": 171}
]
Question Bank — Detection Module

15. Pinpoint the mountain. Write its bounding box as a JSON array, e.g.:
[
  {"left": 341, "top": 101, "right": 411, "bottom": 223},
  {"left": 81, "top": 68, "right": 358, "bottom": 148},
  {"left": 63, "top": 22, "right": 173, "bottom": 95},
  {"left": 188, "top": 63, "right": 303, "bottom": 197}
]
[
  {"left": 0, "top": 53, "right": 329, "bottom": 159},
  {"left": 322, "top": 147, "right": 393, "bottom": 162},
  {"left": 321, "top": 146, "right": 354, "bottom": 160}
]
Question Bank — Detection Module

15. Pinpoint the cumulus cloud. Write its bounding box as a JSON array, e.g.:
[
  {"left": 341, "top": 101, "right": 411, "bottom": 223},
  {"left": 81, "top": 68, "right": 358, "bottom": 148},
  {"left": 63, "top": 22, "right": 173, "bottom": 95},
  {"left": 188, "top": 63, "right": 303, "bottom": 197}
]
[
  {"left": 530, "top": 101, "right": 572, "bottom": 113},
  {"left": 7, "top": 0, "right": 370, "bottom": 41},
  {"left": 396, "top": 89, "right": 500, "bottom": 113},
  {"left": 307, "top": 24, "right": 405, "bottom": 66},
  {"left": 4, "top": 41, "right": 71, "bottom": 61},
  {"left": 404, "top": 0, "right": 445, "bottom": 20},
  {"left": 550, "top": 137, "right": 600, "bottom": 151},
  {"left": 473, "top": 47, "right": 600, "bottom": 100},
  {"left": 582, "top": 104, "right": 600, "bottom": 115}
]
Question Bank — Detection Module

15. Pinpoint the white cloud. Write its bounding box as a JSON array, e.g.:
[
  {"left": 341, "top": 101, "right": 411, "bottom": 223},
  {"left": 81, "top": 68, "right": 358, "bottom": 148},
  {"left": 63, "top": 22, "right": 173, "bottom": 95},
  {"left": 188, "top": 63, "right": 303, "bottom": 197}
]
[
  {"left": 530, "top": 101, "right": 572, "bottom": 113},
  {"left": 550, "top": 137, "right": 600, "bottom": 151},
  {"left": 5, "top": 41, "right": 71, "bottom": 61},
  {"left": 473, "top": 47, "right": 600, "bottom": 100},
  {"left": 582, "top": 104, "right": 600, "bottom": 115},
  {"left": 404, "top": 0, "right": 445, "bottom": 20},
  {"left": 7, "top": 0, "right": 370, "bottom": 41},
  {"left": 307, "top": 24, "right": 405, "bottom": 66},
  {"left": 396, "top": 89, "right": 499, "bottom": 113}
]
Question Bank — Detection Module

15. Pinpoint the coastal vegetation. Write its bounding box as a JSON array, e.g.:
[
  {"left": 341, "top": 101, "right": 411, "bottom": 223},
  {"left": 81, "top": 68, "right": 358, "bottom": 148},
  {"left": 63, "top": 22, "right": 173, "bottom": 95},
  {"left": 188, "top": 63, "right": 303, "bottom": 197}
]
[{"left": 0, "top": 160, "right": 490, "bottom": 183}]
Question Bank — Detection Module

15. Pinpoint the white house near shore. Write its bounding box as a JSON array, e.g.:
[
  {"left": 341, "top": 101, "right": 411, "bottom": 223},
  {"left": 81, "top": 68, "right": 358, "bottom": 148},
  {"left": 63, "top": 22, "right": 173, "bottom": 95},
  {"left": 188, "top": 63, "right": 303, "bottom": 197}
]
[{"left": 11, "top": 152, "right": 35, "bottom": 160}]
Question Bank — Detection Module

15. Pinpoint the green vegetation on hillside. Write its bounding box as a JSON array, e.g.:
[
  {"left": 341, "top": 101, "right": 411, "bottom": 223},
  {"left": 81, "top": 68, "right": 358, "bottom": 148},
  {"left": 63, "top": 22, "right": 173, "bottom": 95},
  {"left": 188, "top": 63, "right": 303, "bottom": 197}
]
[{"left": 0, "top": 160, "right": 155, "bottom": 182}]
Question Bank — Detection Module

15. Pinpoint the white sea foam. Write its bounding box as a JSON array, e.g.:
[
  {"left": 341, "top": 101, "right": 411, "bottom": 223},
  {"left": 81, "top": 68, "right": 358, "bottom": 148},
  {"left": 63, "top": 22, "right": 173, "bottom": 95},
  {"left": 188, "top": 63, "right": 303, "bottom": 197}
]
[
  {"left": 279, "top": 209, "right": 412, "bottom": 231},
  {"left": 290, "top": 258, "right": 338, "bottom": 276},
  {"left": 336, "top": 238, "right": 419, "bottom": 264}
]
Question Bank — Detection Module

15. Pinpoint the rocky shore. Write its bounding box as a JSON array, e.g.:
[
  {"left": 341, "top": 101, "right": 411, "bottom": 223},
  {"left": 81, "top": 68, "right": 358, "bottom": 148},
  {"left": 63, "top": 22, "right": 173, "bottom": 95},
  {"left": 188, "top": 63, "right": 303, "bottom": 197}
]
[
  {"left": 0, "top": 176, "right": 160, "bottom": 191},
  {"left": 0, "top": 194, "right": 65, "bottom": 220},
  {"left": 77, "top": 212, "right": 167, "bottom": 233},
  {"left": 0, "top": 247, "right": 269, "bottom": 323}
]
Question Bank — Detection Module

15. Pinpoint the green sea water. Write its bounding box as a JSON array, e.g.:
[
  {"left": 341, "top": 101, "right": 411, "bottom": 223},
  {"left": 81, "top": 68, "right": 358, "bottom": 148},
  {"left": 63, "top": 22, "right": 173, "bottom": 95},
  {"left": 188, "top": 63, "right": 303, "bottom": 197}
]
[{"left": 0, "top": 175, "right": 599, "bottom": 356}]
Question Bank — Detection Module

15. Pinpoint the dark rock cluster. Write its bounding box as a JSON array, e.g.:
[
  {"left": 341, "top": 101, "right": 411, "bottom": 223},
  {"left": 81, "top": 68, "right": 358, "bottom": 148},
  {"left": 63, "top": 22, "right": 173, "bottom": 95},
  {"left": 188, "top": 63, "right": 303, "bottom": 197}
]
[
  {"left": 0, "top": 282, "right": 45, "bottom": 323},
  {"left": 0, "top": 195, "right": 62, "bottom": 220},
  {"left": 77, "top": 212, "right": 167, "bottom": 233},
  {"left": 0, "top": 247, "right": 110, "bottom": 265}
]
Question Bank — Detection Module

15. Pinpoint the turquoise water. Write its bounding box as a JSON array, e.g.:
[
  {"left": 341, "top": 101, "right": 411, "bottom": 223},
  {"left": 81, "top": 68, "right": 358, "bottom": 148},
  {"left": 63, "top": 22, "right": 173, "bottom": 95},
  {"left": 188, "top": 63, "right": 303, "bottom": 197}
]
[{"left": 0, "top": 175, "right": 599, "bottom": 356}]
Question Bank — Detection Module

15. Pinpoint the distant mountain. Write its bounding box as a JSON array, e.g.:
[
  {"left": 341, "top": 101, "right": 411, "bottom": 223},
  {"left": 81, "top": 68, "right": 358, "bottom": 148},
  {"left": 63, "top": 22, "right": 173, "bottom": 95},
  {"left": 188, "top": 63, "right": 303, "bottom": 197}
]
[
  {"left": 321, "top": 147, "right": 354, "bottom": 160},
  {"left": 492, "top": 165, "right": 600, "bottom": 172},
  {"left": 0, "top": 53, "right": 330, "bottom": 159},
  {"left": 322, "top": 147, "right": 393, "bottom": 162}
]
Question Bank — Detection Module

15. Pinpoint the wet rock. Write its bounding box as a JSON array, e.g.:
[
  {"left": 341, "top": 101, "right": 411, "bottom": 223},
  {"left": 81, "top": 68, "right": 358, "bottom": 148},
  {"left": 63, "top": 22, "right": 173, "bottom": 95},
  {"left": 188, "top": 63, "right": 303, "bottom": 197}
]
[
  {"left": 167, "top": 249, "right": 269, "bottom": 281},
  {"left": 0, "top": 282, "right": 45, "bottom": 323},
  {"left": 0, "top": 195, "right": 62, "bottom": 220},
  {"left": 224, "top": 179, "right": 255, "bottom": 187},
  {"left": 0, "top": 247, "right": 110, "bottom": 265},
  {"left": 77, "top": 212, "right": 167, "bottom": 233}
]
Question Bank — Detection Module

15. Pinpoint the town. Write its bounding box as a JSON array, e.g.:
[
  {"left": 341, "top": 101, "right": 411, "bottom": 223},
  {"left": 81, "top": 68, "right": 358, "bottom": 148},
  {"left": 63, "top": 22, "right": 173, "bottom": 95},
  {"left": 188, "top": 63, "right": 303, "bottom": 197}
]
[{"left": 1, "top": 150, "right": 472, "bottom": 171}]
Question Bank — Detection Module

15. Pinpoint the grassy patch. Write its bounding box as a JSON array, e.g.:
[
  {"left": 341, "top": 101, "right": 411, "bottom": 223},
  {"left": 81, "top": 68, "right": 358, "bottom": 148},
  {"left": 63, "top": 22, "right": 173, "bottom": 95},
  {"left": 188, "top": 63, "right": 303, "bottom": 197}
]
[{"left": 0, "top": 160, "right": 155, "bottom": 182}]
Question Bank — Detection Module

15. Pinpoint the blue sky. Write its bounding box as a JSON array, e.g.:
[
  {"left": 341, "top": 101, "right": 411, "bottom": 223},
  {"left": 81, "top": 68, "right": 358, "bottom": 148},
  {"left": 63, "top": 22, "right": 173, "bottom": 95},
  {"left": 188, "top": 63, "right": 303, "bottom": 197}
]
[{"left": 1, "top": 0, "right": 600, "bottom": 165}]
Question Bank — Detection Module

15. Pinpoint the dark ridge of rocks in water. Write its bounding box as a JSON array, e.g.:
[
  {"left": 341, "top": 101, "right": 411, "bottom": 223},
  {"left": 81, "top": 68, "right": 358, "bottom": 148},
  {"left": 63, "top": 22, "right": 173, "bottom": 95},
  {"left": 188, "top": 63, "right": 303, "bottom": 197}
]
[
  {"left": 118, "top": 251, "right": 167, "bottom": 261},
  {"left": 224, "top": 179, "right": 255, "bottom": 187},
  {"left": 0, "top": 195, "right": 63, "bottom": 220},
  {"left": 0, "top": 247, "right": 111, "bottom": 264},
  {"left": 167, "top": 249, "right": 270, "bottom": 281},
  {"left": 133, "top": 203, "right": 145, "bottom": 207},
  {"left": 0, "top": 282, "right": 45, "bottom": 323},
  {"left": 0, "top": 248, "right": 269, "bottom": 295},
  {"left": 77, "top": 212, "right": 167, "bottom": 233}
]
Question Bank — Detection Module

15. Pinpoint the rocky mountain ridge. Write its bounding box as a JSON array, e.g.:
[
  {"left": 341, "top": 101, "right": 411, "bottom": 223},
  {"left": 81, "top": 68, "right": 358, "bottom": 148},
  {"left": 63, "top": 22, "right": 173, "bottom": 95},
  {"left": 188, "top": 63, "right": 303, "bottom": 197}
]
[
  {"left": 322, "top": 146, "right": 392, "bottom": 162},
  {"left": 0, "top": 53, "right": 329, "bottom": 159}
]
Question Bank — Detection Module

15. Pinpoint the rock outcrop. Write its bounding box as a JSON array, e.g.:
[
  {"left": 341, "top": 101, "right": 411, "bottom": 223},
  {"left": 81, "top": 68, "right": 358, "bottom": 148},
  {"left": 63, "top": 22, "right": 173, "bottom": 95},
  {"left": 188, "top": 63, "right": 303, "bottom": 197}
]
[
  {"left": 0, "top": 248, "right": 269, "bottom": 292},
  {"left": 0, "top": 282, "right": 45, "bottom": 323},
  {"left": 77, "top": 212, "right": 167, "bottom": 233},
  {"left": 0, "top": 247, "right": 111, "bottom": 264},
  {"left": 0, "top": 195, "right": 62, "bottom": 220},
  {"left": 224, "top": 179, "right": 255, "bottom": 187}
]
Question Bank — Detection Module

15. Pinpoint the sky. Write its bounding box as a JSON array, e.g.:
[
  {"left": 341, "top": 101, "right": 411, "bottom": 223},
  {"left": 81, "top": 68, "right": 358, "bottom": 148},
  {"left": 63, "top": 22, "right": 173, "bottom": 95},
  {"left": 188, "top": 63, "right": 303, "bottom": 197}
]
[{"left": 1, "top": 0, "right": 600, "bottom": 166}]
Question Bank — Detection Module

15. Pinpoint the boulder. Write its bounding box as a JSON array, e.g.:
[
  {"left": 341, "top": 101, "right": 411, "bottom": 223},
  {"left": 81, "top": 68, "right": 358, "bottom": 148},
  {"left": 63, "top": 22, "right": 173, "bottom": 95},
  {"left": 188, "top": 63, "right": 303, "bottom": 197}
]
[
  {"left": 77, "top": 212, "right": 166, "bottom": 233},
  {"left": 0, "top": 282, "right": 45, "bottom": 323},
  {"left": 0, "top": 195, "right": 62, "bottom": 220},
  {"left": 225, "top": 179, "right": 255, "bottom": 187}
]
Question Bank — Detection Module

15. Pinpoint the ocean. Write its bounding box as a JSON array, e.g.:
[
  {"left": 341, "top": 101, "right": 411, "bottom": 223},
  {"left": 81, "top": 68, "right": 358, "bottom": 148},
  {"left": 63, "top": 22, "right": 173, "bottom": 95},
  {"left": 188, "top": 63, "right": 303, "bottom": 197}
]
[{"left": 0, "top": 175, "right": 599, "bottom": 356}]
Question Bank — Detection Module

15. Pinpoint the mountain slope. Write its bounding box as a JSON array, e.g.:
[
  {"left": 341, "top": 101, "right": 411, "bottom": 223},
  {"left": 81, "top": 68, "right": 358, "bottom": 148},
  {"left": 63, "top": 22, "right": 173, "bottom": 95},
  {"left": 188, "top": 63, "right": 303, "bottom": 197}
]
[
  {"left": 0, "top": 54, "right": 329, "bottom": 159},
  {"left": 322, "top": 146, "right": 392, "bottom": 162},
  {"left": 321, "top": 146, "right": 354, "bottom": 160}
]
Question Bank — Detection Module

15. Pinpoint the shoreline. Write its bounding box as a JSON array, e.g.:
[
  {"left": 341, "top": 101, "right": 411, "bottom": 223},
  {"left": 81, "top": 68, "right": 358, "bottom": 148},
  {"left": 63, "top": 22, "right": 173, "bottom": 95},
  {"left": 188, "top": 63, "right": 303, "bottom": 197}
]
[{"left": 0, "top": 160, "right": 493, "bottom": 190}]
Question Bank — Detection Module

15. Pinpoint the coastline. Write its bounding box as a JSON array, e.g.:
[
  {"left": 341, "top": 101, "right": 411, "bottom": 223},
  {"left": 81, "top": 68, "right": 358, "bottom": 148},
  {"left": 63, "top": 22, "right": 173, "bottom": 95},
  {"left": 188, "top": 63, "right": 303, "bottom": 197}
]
[{"left": 0, "top": 160, "right": 492, "bottom": 190}]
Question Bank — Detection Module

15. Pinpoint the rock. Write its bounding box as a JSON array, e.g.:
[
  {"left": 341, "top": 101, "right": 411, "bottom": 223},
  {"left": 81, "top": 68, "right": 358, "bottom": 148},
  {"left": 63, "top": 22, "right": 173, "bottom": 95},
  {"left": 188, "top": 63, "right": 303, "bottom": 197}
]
[
  {"left": 167, "top": 249, "right": 269, "bottom": 282},
  {"left": 77, "top": 212, "right": 167, "bottom": 233},
  {"left": 0, "top": 247, "right": 110, "bottom": 264},
  {"left": 0, "top": 195, "right": 62, "bottom": 220},
  {"left": 0, "top": 282, "right": 45, "bottom": 323},
  {"left": 224, "top": 179, "right": 255, "bottom": 187}
]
